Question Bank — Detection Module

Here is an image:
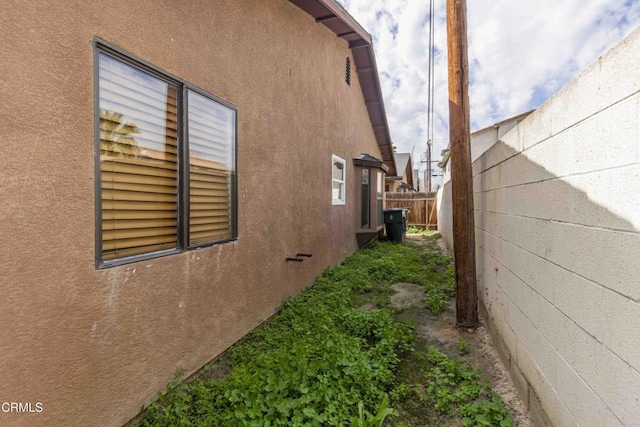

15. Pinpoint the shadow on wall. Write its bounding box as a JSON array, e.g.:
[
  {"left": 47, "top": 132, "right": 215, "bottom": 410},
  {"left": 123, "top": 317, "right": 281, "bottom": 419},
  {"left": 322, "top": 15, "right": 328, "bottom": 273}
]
[{"left": 471, "top": 139, "right": 640, "bottom": 427}]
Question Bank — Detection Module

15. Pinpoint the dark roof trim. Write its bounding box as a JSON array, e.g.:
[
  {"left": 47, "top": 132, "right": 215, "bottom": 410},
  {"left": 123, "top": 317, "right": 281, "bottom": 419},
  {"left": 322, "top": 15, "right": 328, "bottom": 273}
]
[
  {"left": 349, "top": 39, "right": 370, "bottom": 49},
  {"left": 353, "top": 153, "right": 389, "bottom": 172},
  {"left": 337, "top": 31, "right": 357, "bottom": 38},
  {"left": 288, "top": 0, "right": 397, "bottom": 176},
  {"left": 316, "top": 14, "right": 339, "bottom": 22}
]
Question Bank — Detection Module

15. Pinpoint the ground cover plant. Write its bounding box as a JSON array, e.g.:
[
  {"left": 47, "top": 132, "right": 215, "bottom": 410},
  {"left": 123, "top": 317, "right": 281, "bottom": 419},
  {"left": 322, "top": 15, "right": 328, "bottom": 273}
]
[
  {"left": 137, "top": 237, "right": 514, "bottom": 426},
  {"left": 420, "top": 347, "right": 513, "bottom": 426},
  {"left": 405, "top": 225, "right": 432, "bottom": 235}
]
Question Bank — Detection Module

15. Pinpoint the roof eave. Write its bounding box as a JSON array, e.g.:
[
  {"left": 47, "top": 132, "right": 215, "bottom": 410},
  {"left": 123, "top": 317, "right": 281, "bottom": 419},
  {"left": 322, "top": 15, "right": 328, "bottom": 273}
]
[{"left": 287, "top": 0, "right": 397, "bottom": 176}]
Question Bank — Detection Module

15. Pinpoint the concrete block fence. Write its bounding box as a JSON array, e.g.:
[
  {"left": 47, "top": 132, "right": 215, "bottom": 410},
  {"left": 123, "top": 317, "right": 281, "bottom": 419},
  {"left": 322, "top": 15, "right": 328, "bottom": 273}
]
[{"left": 438, "top": 26, "right": 640, "bottom": 426}]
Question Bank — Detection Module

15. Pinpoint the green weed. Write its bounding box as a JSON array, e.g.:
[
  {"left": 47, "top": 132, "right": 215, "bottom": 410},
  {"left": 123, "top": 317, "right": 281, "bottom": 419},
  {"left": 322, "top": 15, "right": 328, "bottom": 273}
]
[
  {"left": 137, "top": 239, "right": 513, "bottom": 427},
  {"left": 343, "top": 242, "right": 455, "bottom": 315},
  {"left": 138, "top": 243, "right": 418, "bottom": 426},
  {"left": 458, "top": 340, "right": 470, "bottom": 356},
  {"left": 406, "top": 226, "right": 437, "bottom": 236},
  {"left": 419, "top": 347, "right": 515, "bottom": 426},
  {"left": 351, "top": 396, "right": 397, "bottom": 427}
]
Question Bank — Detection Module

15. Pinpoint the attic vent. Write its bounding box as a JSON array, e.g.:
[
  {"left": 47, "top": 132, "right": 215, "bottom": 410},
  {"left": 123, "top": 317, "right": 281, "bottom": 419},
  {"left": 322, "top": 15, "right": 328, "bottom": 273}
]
[{"left": 345, "top": 57, "right": 351, "bottom": 86}]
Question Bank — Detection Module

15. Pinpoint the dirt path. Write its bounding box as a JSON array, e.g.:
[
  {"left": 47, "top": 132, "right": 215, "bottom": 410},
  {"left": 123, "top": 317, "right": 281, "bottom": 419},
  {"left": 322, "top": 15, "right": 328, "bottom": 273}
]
[{"left": 391, "top": 234, "right": 533, "bottom": 426}]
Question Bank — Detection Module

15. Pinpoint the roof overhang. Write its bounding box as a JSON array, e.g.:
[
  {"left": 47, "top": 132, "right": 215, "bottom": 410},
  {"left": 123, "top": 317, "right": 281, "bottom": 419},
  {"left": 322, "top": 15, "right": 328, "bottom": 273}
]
[
  {"left": 288, "top": 0, "right": 397, "bottom": 176},
  {"left": 353, "top": 153, "right": 389, "bottom": 172}
]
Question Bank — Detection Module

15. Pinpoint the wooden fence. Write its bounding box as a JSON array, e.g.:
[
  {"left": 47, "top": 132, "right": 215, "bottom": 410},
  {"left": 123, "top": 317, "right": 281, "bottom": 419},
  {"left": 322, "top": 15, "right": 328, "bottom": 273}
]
[{"left": 385, "top": 192, "right": 438, "bottom": 229}]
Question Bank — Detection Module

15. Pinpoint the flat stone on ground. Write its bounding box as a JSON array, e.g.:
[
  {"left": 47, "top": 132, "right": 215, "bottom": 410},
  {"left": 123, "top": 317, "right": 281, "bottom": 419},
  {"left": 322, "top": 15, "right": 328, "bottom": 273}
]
[{"left": 390, "top": 283, "right": 425, "bottom": 309}]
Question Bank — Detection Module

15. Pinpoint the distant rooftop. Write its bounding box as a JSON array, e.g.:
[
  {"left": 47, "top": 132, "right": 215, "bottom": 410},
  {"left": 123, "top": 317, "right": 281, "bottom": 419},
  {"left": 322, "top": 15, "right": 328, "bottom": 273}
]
[{"left": 394, "top": 153, "right": 411, "bottom": 177}]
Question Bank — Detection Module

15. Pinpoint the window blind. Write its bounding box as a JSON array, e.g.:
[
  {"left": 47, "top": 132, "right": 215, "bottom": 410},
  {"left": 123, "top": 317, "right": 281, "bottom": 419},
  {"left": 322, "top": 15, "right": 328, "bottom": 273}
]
[
  {"left": 98, "top": 53, "right": 179, "bottom": 260},
  {"left": 187, "top": 90, "right": 235, "bottom": 245}
]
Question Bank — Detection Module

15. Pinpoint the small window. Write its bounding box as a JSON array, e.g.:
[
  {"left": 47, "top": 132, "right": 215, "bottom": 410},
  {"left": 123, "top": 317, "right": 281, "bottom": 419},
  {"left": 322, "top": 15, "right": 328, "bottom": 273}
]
[
  {"left": 332, "top": 155, "right": 346, "bottom": 205},
  {"left": 96, "top": 42, "right": 237, "bottom": 267}
]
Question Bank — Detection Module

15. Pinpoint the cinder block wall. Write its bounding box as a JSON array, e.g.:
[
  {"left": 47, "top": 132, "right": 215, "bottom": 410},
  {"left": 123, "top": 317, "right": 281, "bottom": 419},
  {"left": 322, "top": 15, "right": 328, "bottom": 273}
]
[
  {"left": 445, "top": 27, "right": 640, "bottom": 426},
  {"left": 436, "top": 180, "right": 453, "bottom": 249}
]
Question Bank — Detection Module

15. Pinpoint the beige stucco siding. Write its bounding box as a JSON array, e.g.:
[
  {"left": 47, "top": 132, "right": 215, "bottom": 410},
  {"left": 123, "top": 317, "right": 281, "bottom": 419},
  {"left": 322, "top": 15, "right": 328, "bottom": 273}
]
[{"left": 0, "top": 1, "right": 384, "bottom": 425}]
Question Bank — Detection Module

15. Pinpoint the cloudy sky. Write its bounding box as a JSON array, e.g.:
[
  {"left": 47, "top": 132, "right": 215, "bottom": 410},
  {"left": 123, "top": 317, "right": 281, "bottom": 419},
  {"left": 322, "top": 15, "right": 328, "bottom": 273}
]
[{"left": 336, "top": 0, "right": 640, "bottom": 169}]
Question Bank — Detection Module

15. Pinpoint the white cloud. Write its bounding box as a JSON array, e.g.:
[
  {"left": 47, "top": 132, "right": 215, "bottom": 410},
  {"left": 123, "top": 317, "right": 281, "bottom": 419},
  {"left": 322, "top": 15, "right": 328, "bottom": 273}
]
[{"left": 337, "top": 0, "right": 640, "bottom": 171}]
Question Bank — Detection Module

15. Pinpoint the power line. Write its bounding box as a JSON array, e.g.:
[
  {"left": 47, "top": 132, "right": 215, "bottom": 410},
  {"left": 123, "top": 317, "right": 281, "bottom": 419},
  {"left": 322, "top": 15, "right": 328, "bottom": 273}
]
[
  {"left": 427, "top": 0, "right": 435, "bottom": 145},
  {"left": 426, "top": 0, "right": 436, "bottom": 192}
]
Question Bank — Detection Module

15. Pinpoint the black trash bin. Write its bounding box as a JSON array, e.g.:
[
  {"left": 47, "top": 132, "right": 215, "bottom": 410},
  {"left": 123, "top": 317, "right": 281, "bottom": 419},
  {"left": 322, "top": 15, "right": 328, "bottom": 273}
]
[{"left": 383, "top": 208, "right": 407, "bottom": 242}]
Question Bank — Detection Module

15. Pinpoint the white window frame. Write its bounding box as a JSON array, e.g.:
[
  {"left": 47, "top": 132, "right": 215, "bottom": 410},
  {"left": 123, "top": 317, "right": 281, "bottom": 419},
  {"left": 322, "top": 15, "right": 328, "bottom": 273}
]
[{"left": 332, "top": 154, "right": 346, "bottom": 205}]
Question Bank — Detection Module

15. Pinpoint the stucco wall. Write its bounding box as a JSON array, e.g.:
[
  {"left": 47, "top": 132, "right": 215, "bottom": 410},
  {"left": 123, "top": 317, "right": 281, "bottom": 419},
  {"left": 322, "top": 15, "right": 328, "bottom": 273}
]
[
  {"left": 440, "top": 26, "right": 640, "bottom": 426},
  {"left": 0, "top": 1, "right": 385, "bottom": 425}
]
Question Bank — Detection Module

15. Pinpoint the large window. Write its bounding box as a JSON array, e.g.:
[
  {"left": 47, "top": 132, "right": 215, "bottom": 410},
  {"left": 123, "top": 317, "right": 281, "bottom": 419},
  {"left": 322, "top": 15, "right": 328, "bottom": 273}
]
[
  {"left": 332, "top": 155, "right": 346, "bottom": 205},
  {"left": 96, "top": 42, "right": 236, "bottom": 267}
]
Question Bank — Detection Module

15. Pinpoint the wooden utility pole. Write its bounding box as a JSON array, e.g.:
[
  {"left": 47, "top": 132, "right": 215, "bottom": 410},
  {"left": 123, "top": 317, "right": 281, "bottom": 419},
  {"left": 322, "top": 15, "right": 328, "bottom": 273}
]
[
  {"left": 426, "top": 141, "right": 432, "bottom": 193},
  {"left": 446, "top": 0, "right": 478, "bottom": 328}
]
